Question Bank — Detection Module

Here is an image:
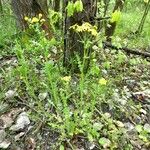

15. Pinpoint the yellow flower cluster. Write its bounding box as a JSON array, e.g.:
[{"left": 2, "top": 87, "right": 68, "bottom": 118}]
[
  {"left": 61, "top": 76, "right": 71, "bottom": 82},
  {"left": 99, "top": 78, "right": 107, "bottom": 85},
  {"left": 70, "top": 22, "right": 98, "bottom": 36},
  {"left": 24, "top": 13, "right": 46, "bottom": 24},
  {"left": 144, "top": 0, "right": 149, "bottom": 3}
]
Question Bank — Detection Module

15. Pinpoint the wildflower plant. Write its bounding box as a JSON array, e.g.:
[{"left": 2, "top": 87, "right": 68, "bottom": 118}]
[
  {"left": 24, "top": 13, "right": 47, "bottom": 39},
  {"left": 69, "top": 22, "right": 99, "bottom": 73},
  {"left": 70, "top": 22, "right": 98, "bottom": 37},
  {"left": 7, "top": 9, "right": 128, "bottom": 150},
  {"left": 24, "top": 13, "right": 46, "bottom": 24},
  {"left": 11, "top": 12, "right": 128, "bottom": 149}
]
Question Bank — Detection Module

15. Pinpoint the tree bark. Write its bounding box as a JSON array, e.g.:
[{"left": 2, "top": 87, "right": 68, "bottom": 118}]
[
  {"left": 64, "top": 0, "right": 97, "bottom": 72},
  {"left": 137, "top": 0, "right": 150, "bottom": 34},
  {"left": 11, "top": 0, "right": 52, "bottom": 37},
  {"left": 105, "top": 0, "right": 125, "bottom": 42},
  {"left": 54, "top": 0, "right": 60, "bottom": 12}
]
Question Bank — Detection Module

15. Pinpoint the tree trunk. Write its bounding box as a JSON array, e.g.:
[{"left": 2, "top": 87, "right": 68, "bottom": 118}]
[
  {"left": 137, "top": 0, "right": 150, "bottom": 34},
  {"left": 100, "top": 0, "right": 110, "bottom": 30},
  {"left": 64, "top": 0, "right": 97, "bottom": 72},
  {"left": 53, "top": 0, "right": 61, "bottom": 28},
  {"left": 54, "top": 0, "right": 60, "bottom": 12},
  {"left": 105, "top": 0, "right": 125, "bottom": 42},
  {"left": 11, "top": 0, "right": 52, "bottom": 37}
]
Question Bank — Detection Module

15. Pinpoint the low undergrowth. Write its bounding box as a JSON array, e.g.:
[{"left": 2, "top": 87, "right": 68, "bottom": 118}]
[{"left": 0, "top": 3, "right": 150, "bottom": 150}]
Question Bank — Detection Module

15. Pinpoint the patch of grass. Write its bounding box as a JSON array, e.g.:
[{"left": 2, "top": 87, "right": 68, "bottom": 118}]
[
  {"left": 0, "top": 4, "right": 17, "bottom": 54},
  {"left": 115, "top": 3, "right": 150, "bottom": 49}
]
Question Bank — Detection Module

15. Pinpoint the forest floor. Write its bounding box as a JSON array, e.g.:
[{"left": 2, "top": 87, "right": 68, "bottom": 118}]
[{"left": 0, "top": 39, "right": 150, "bottom": 150}]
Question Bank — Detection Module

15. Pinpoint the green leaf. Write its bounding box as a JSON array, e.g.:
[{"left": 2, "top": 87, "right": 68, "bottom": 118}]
[
  {"left": 74, "top": 0, "right": 83, "bottom": 12},
  {"left": 144, "top": 124, "right": 150, "bottom": 133},
  {"left": 66, "top": 2, "right": 75, "bottom": 17},
  {"left": 60, "top": 145, "right": 64, "bottom": 150},
  {"left": 110, "top": 10, "right": 121, "bottom": 23},
  {"left": 93, "top": 122, "right": 103, "bottom": 131},
  {"left": 99, "top": 137, "right": 111, "bottom": 148},
  {"left": 88, "top": 133, "right": 94, "bottom": 141},
  {"left": 135, "top": 125, "right": 143, "bottom": 133},
  {"left": 139, "top": 134, "right": 148, "bottom": 142},
  {"left": 103, "top": 61, "right": 111, "bottom": 69},
  {"left": 115, "top": 120, "right": 125, "bottom": 128},
  {"left": 91, "top": 65, "right": 100, "bottom": 75},
  {"left": 117, "top": 52, "right": 127, "bottom": 64}
]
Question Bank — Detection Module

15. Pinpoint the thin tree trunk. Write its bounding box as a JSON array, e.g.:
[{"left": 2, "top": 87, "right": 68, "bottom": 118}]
[
  {"left": 105, "top": 0, "right": 125, "bottom": 42},
  {"left": 102, "top": 0, "right": 110, "bottom": 30},
  {"left": 63, "top": 0, "right": 68, "bottom": 67},
  {"left": 54, "top": 0, "right": 60, "bottom": 12},
  {"left": 103, "top": 0, "right": 111, "bottom": 17},
  {"left": 137, "top": 0, "right": 150, "bottom": 34},
  {"left": 53, "top": 0, "right": 60, "bottom": 28}
]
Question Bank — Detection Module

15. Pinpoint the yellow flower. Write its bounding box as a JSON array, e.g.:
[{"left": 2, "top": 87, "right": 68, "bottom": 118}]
[
  {"left": 90, "top": 29, "right": 98, "bottom": 36},
  {"left": 76, "top": 27, "right": 83, "bottom": 32},
  {"left": 110, "top": 10, "right": 121, "bottom": 23},
  {"left": 99, "top": 78, "right": 107, "bottom": 85},
  {"left": 69, "top": 24, "right": 78, "bottom": 30},
  {"left": 39, "top": 13, "right": 43, "bottom": 19},
  {"left": 31, "top": 17, "right": 39, "bottom": 23},
  {"left": 70, "top": 22, "right": 98, "bottom": 36},
  {"left": 144, "top": 0, "right": 149, "bottom": 3},
  {"left": 61, "top": 76, "right": 71, "bottom": 82},
  {"left": 40, "top": 19, "right": 46, "bottom": 23},
  {"left": 24, "top": 16, "right": 29, "bottom": 21}
]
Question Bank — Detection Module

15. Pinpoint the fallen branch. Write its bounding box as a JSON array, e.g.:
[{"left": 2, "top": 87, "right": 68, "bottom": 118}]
[{"left": 103, "top": 41, "right": 150, "bottom": 58}]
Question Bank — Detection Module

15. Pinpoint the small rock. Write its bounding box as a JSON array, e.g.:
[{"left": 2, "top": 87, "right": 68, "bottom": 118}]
[
  {"left": 93, "top": 122, "right": 103, "bottom": 131},
  {"left": 92, "top": 45, "right": 99, "bottom": 51},
  {"left": 134, "top": 115, "right": 142, "bottom": 124},
  {"left": 0, "top": 103, "right": 9, "bottom": 114},
  {"left": 0, "top": 108, "right": 22, "bottom": 129},
  {"left": 126, "top": 79, "right": 136, "bottom": 89},
  {"left": 0, "top": 119, "right": 4, "bottom": 128},
  {"left": 104, "top": 112, "right": 111, "bottom": 118},
  {"left": 38, "top": 92, "right": 48, "bottom": 100},
  {"left": 130, "top": 140, "right": 142, "bottom": 149},
  {"left": 0, "top": 140, "right": 11, "bottom": 149},
  {"left": 10, "top": 112, "right": 30, "bottom": 131},
  {"left": 102, "top": 69, "right": 108, "bottom": 75},
  {"left": 99, "top": 137, "right": 111, "bottom": 148},
  {"left": 146, "top": 105, "right": 150, "bottom": 111},
  {"left": 88, "top": 142, "right": 96, "bottom": 150},
  {"left": 15, "top": 132, "right": 25, "bottom": 141},
  {"left": 144, "top": 123, "right": 150, "bottom": 133},
  {"left": 124, "top": 122, "right": 134, "bottom": 131},
  {"left": 119, "top": 98, "right": 127, "bottom": 105},
  {"left": 115, "top": 120, "right": 125, "bottom": 128},
  {"left": 139, "top": 109, "right": 147, "bottom": 115},
  {"left": 51, "top": 46, "right": 58, "bottom": 54},
  {"left": 0, "top": 130, "right": 6, "bottom": 143},
  {"left": 26, "top": 137, "right": 36, "bottom": 150},
  {"left": 5, "top": 90, "right": 16, "bottom": 99},
  {"left": 0, "top": 115, "right": 14, "bottom": 129}
]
